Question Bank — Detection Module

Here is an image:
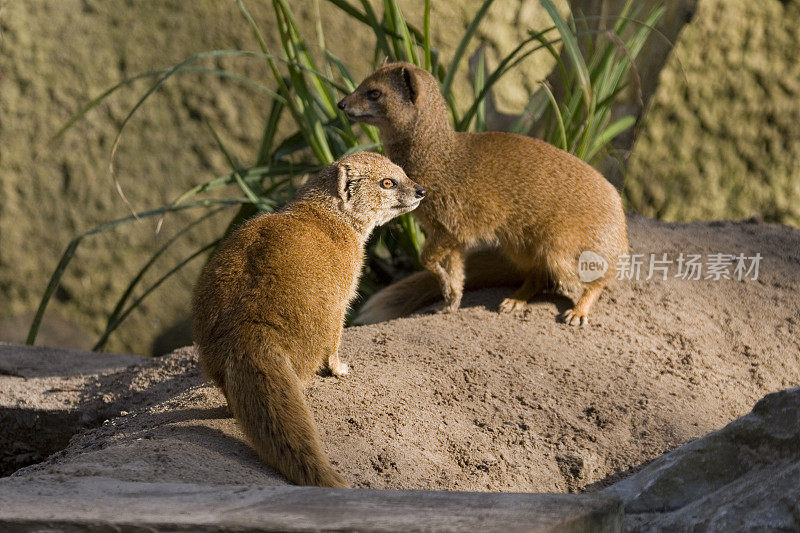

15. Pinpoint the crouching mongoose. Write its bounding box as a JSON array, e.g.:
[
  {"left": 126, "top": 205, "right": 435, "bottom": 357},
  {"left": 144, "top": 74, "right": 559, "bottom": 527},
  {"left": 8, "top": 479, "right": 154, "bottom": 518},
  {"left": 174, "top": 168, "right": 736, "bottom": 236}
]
[
  {"left": 192, "top": 152, "right": 425, "bottom": 487},
  {"left": 338, "top": 62, "right": 628, "bottom": 326}
]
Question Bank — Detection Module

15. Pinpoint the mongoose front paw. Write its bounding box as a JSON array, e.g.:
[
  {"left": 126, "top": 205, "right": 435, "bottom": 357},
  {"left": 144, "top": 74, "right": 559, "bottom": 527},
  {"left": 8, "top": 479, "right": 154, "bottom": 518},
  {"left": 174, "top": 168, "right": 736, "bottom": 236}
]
[
  {"left": 438, "top": 299, "right": 461, "bottom": 314},
  {"left": 329, "top": 360, "right": 350, "bottom": 377},
  {"left": 499, "top": 297, "right": 527, "bottom": 313},
  {"left": 563, "top": 308, "right": 588, "bottom": 326}
]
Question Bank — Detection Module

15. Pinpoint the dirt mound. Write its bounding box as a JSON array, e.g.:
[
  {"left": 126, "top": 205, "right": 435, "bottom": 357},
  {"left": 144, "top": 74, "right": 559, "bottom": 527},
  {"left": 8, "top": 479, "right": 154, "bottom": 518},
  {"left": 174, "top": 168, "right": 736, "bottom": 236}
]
[{"left": 6, "top": 216, "right": 799, "bottom": 495}]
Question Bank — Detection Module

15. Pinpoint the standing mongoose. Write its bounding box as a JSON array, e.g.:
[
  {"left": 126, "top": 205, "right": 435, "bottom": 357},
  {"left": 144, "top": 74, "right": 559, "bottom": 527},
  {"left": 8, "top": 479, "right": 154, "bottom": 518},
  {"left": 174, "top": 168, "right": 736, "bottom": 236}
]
[
  {"left": 338, "top": 62, "right": 628, "bottom": 326},
  {"left": 192, "top": 152, "right": 425, "bottom": 487}
]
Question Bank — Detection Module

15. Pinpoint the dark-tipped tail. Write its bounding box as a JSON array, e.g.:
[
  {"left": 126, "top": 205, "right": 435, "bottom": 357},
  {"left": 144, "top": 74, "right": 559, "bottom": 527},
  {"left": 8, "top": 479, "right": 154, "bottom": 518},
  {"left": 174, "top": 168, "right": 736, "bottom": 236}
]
[
  {"left": 354, "top": 249, "right": 524, "bottom": 325},
  {"left": 224, "top": 351, "right": 347, "bottom": 488}
]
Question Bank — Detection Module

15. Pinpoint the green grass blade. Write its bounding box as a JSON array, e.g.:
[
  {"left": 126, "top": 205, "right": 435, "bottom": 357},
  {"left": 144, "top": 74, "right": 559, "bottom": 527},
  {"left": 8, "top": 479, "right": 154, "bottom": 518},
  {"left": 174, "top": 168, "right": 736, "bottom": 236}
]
[
  {"left": 396, "top": 214, "right": 424, "bottom": 263},
  {"left": 256, "top": 99, "right": 285, "bottom": 166},
  {"left": 313, "top": 0, "right": 335, "bottom": 80},
  {"left": 205, "top": 119, "right": 274, "bottom": 210},
  {"left": 99, "top": 206, "right": 232, "bottom": 349},
  {"left": 164, "top": 165, "right": 308, "bottom": 217},
  {"left": 385, "top": 0, "right": 419, "bottom": 65},
  {"left": 442, "top": 0, "right": 494, "bottom": 98},
  {"left": 382, "top": 2, "right": 404, "bottom": 60},
  {"left": 325, "top": 51, "right": 357, "bottom": 91},
  {"left": 93, "top": 238, "right": 222, "bottom": 351},
  {"left": 363, "top": 0, "right": 394, "bottom": 59},
  {"left": 235, "top": 0, "right": 270, "bottom": 55},
  {"left": 26, "top": 239, "right": 80, "bottom": 345},
  {"left": 237, "top": 1, "right": 334, "bottom": 165},
  {"left": 326, "top": 0, "right": 392, "bottom": 56},
  {"left": 321, "top": 50, "right": 363, "bottom": 145},
  {"left": 53, "top": 66, "right": 287, "bottom": 140},
  {"left": 585, "top": 114, "right": 636, "bottom": 161},
  {"left": 473, "top": 47, "right": 487, "bottom": 132},
  {"left": 457, "top": 32, "right": 559, "bottom": 130},
  {"left": 205, "top": 119, "right": 243, "bottom": 172},
  {"left": 25, "top": 198, "right": 245, "bottom": 346},
  {"left": 540, "top": 82, "right": 567, "bottom": 150},
  {"left": 510, "top": 88, "right": 549, "bottom": 133},
  {"left": 540, "top": 0, "right": 591, "bottom": 110},
  {"left": 423, "top": 0, "right": 432, "bottom": 70},
  {"left": 52, "top": 69, "right": 167, "bottom": 140},
  {"left": 276, "top": 0, "right": 339, "bottom": 117},
  {"left": 340, "top": 141, "right": 382, "bottom": 156},
  {"left": 271, "top": 1, "right": 337, "bottom": 164},
  {"left": 103, "top": 48, "right": 347, "bottom": 213}
]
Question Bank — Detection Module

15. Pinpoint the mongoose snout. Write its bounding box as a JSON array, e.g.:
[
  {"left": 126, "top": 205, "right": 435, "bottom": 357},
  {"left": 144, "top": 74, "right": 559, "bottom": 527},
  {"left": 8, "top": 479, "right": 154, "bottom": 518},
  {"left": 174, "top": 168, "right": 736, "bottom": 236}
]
[
  {"left": 192, "top": 151, "right": 421, "bottom": 488},
  {"left": 347, "top": 62, "right": 628, "bottom": 326}
]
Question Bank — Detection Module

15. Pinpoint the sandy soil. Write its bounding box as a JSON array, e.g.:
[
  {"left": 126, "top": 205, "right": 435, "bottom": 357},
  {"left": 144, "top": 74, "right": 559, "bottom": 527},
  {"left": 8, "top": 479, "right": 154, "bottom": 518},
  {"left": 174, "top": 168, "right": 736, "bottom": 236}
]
[{"left": 9, "top": 215, "right": 800, "bottom": 493}]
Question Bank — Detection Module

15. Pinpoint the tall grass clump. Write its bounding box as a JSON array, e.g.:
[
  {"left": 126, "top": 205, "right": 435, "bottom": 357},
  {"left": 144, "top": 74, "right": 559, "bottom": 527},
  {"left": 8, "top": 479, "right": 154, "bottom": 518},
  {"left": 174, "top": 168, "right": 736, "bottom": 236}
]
[{"left": 28, "top": 0, "right": 663, "bottom": 350}]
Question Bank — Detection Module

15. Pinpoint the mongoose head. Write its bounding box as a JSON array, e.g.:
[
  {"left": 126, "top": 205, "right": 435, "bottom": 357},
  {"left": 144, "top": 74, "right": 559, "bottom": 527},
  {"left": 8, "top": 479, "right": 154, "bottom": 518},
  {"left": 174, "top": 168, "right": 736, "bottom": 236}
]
[
  {"left": 302, "top": 152, "right": 425, "bottom": 234},
  {"left": 337, "top": 62, "right": 446, "bottom": 137}
]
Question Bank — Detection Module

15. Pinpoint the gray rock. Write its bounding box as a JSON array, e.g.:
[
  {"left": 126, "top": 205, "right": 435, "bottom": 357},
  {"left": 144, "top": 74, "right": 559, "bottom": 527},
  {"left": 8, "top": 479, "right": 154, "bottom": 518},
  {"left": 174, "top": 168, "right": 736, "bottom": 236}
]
[
  {"left": 604, "top": 387, "right": 800, "bottom": 531},
  {"left": 0, "top": 476, "right": 623, "bottom": 533}
]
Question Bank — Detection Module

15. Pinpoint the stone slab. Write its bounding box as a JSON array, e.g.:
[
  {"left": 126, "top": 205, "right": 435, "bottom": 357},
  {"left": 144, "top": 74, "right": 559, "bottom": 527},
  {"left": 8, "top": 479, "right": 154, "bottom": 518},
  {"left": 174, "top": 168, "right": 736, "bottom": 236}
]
[{"left": 0, "top": 476, "right": 622, "bottom": 533}]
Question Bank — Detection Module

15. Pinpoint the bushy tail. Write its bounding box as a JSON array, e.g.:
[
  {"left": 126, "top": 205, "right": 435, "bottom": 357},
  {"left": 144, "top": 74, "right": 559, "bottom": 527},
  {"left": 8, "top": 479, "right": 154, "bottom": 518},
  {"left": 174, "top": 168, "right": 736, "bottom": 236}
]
[
  {"left": 355, "top": 249, "right": 524, "bottom": 325},
  {"left": 224, "top": 349, "right": 347, "bottom": 488}
]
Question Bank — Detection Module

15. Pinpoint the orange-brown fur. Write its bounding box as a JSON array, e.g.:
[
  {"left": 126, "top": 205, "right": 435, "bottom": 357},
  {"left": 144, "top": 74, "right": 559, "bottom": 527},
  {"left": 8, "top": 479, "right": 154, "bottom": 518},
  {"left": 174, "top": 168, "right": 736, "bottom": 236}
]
[
  {"left": 339, "top": 62, "right": 628, "bottom": 325},
  {"left": 354, "top": 249, "right": 524, "bottom": 325},
  {"left": 192, "top": 152, "right": 423, "bottom": 487}
]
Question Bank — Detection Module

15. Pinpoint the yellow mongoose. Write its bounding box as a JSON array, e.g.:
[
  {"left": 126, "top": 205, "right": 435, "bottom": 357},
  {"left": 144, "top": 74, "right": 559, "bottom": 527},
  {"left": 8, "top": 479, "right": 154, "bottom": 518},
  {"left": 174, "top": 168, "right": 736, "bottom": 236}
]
[
  {"left": 338, "top": 62, "right": 628, "bottom": 326},
  {"left": 192, "top": 152, "right": 425, "bottom": 487}
]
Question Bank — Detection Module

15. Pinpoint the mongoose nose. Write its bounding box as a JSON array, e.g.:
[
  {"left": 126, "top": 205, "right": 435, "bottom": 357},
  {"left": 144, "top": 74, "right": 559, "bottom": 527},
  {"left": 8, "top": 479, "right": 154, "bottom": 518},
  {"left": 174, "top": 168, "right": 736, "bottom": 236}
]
[
  {"left": 337, "top": 99, "right": 346, "bottom": 110},
  {"left": 415, "top": 186, "right": 426, "bottom": 198}
]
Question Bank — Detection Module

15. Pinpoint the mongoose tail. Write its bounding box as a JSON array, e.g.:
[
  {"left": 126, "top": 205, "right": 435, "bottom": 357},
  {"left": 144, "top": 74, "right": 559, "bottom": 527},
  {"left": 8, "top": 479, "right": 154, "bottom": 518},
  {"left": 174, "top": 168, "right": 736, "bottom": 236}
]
[
  {"left": 224, "top": 341, "right": 347, "bottom": 488},
  {"left": 355, "top": 250, "right": 525, "bottom": 325}
]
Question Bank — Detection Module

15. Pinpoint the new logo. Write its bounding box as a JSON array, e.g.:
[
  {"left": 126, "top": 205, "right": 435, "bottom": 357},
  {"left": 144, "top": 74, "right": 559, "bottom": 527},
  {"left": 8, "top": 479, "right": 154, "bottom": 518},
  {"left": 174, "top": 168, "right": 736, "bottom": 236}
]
[{"left": 578, "top": 251, "right": 608, "bottom": 282}]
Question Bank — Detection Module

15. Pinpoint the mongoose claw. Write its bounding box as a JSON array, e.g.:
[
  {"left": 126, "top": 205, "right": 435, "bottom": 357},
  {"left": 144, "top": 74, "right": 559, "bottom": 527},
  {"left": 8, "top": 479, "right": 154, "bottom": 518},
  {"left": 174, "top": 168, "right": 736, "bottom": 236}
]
[
  {"left": 437, "top": 296, "right": 462, "bottom": 314},
  {"left": 329, "top": 360, "right": 350, "bottom": 377},
  {"left": 563, "top": 309, "right": 588, "bottom": 327},
  {"left": 499, "top": 297, "right": 527, "bottom": 313}
]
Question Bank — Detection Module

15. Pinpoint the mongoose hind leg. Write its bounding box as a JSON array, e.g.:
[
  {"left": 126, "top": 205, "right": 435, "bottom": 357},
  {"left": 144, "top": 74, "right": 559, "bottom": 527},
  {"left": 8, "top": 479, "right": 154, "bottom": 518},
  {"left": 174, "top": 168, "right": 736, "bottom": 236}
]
[
  {"left": 564, "top": 281, "right": 605, "bottom": 326},
  {"left": 499, "top": 272, "right": 545, "bottom": 313},
  {"left": 421, "top": 237, "right": 465, "bottom": 313}
]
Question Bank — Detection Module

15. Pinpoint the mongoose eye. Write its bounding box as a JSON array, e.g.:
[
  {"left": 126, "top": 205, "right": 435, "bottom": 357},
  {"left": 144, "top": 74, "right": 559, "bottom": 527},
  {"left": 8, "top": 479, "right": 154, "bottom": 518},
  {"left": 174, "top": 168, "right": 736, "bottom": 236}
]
[
  {"left": 379, "top": 178, "right": 397, "bottom": 189},
  {"left": 367, "top": 89, "right": 382, "bottom": 101}
]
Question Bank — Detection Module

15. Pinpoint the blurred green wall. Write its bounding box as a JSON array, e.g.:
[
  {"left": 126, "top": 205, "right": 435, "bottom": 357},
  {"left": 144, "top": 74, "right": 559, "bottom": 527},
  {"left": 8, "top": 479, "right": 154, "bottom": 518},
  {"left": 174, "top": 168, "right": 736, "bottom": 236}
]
[
  {"left": 0, "top": 0, "right": 565, "bottom": 355},
  {"left": 2, "top": 0, "right": 796, "bottom": 356},
  {"left": 624, "top": 0, "right": 800, "bottom": 225}
]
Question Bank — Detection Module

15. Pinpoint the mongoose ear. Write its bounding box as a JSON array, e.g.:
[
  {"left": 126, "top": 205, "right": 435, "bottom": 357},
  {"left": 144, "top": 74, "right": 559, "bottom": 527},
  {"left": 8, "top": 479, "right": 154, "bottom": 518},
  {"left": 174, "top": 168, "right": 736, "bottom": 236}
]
[
  {"left": 401, "top": 67, "right": 418, "bottom": 103},
  {"left": 336, "top": 164, "right": 353, "bottom": 207},
  {"left": 392, "top": 66, "right": 418, "bottom": 103}
]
